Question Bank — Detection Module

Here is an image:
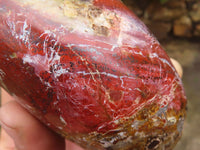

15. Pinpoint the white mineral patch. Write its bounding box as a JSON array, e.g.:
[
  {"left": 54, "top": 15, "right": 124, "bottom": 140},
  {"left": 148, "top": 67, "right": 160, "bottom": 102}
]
[
  {"left": 60, "top": 116, "right": 67, "bottom": 125},
  {"left": 134, "top": 96, "right": 141, "bottom": 104},
  {"left": 113, "top": 119, "right": 119, "bottom": 124},
  {"left": 118, "top": 132, "right": 126, "bottom": 138},
  {"left": 167, "top": 116, "right": 177, "bottom": 124},
  {"left": 53, "top": 67, "right": 68, "bottom": 78},
  {"left": 152, "top": 118, "right": 160, "bottom": 127},
  {"left": 135, "top": 131, "right": 145, "bottom": 138},
  {"left": 93, "top": 13, "right": 112, "bottom": 28},
  {"left": 58, "top": 126, "right": 63, "bottom": 130},
  {"left": 117, "top": 15, "right": 147, "bottom": 48}
]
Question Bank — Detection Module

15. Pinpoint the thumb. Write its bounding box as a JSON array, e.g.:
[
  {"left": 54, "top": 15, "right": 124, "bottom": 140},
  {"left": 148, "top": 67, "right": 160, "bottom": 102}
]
[{"left": 0, "top": 100, "right": 65, "bottom": 150}]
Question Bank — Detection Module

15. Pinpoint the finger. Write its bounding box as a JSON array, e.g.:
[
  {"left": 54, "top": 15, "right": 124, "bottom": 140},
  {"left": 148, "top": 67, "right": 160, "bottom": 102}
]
[
  {"left": 0, "top": 89, "right": 15, "bottom": 150},
  {"left": 0, "top": 100, "right": 65, "bottom": 150},
  {"left": 65, "top": 140, "right": 84, "bottom": 150},
  {"left": 0, "top": 129, "right": 15, "bottom": 150},
  {"left": 1, "top": 88, "right": 14, "bottom": 104},
  {"left": 170, "top": 58, "right": 183, "bottom": 78}
]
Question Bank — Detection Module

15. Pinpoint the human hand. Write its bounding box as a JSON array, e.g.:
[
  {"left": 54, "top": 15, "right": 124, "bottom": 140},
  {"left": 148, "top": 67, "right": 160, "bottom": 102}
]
[
  {"left": 0, "top": 58, "right": 182, "bottom": 150},
  {"left": 0, "top": 89, "right": 84, "bottom": 150}
]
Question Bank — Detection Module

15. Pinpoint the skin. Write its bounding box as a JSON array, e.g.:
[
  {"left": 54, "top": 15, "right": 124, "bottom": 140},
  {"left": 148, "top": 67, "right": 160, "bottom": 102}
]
[{"left": 0, "top": 59, "right": 182, "bottom": 150}]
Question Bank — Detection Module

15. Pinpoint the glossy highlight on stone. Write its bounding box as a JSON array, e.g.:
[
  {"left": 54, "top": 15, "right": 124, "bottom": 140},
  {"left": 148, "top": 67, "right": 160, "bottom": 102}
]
[{"left": 0, "top": 0, "right": 187, "bottom": 149}]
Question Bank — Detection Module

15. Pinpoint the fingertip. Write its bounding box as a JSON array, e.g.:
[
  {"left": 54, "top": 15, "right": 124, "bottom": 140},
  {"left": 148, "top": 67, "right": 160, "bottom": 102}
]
[
  {"left": 170, "top": 58, "right": 183, "bottom": 78},
  {"left": 65, "top": 140, "right": 84, "bottom": 150},
  {"left": 0, "top": 101, "right": 65, "bottom": 150}
]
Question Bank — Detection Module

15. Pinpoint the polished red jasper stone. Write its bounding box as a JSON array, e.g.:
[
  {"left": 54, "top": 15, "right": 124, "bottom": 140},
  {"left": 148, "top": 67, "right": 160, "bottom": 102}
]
[{"left": 0, "top": 0, "right": 186, "bottom": 149}]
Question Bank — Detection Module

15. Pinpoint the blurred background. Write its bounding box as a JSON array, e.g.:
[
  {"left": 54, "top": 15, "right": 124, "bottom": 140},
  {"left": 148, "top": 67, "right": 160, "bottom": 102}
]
[{"left": 122, "top": 0, "right": 200, "bottom": 149}]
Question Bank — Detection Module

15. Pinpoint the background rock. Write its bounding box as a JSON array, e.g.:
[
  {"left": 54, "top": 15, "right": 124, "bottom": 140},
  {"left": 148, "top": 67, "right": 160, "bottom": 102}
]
[
  {"left": 190, "top": 2, "right": 200, "bottom": 22},
  {"left": 173, "top": 15, "right": 192, "bottom": 37},
  {"left": 145, "top": 21, "right": 172, "bottom": 40},
  {"left": 123, "top": 0, "right": 200, "bottom": 40},
  {"left": 194, "top": 24, "right": 200, "bottom": 36}
]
